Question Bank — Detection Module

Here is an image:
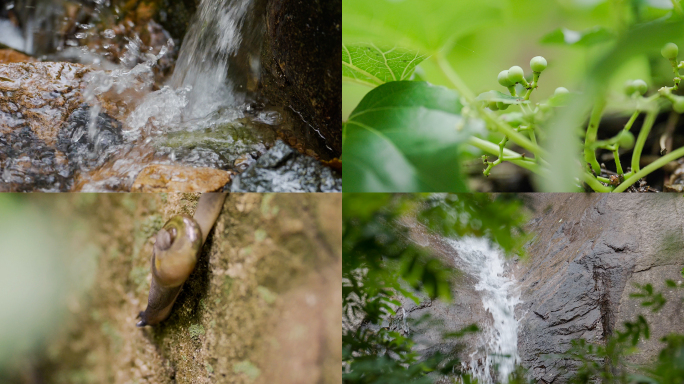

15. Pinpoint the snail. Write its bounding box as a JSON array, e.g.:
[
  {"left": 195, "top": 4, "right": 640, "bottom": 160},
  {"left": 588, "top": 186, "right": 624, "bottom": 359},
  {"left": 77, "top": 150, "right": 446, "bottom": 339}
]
[{"left": 136, "top": 193, "right": 227, "bottom": 327}]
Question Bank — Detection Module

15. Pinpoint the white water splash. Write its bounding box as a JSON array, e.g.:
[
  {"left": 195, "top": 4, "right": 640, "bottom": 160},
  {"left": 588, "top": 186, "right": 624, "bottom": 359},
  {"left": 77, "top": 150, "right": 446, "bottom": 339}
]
[
  {"left": 446, "top": 236, "right": 520, "bottom": 384},
  {"left": 170, "top": 0, "right": 256, "bottom": 118}
]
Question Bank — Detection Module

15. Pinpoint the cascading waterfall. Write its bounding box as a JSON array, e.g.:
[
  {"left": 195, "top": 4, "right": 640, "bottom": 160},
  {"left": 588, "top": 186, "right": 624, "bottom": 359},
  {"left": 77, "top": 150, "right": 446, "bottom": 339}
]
[
  {"left": 446, "top": 236, "right": 521, "bottom": 384},
  {"left": 170, "top": 0, "right": 258, "bottom": 119},
  {"left": 85, "top": 0, "right": 262, "bottom": 137}
]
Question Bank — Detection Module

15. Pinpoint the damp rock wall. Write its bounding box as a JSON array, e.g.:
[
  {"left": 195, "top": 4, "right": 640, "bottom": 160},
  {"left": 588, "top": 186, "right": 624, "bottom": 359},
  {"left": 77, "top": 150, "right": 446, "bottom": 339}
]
[
  {"left": 18, "top": 193, "right": 341, "bottom": 384},
  {"left": 517, "top": 194, "right": 684, "bottom": 383}
]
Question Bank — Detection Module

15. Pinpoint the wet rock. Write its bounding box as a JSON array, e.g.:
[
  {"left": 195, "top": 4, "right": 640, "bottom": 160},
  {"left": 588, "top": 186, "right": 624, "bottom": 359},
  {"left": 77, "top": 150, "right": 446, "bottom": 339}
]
[
  {"left": 0, "top": 49, "right": 35, "bottom": 63},
  {"left": 260, "top": 0, "right": 342, "bottom": 158},
  {"left": 0, "top": 124, "right": 71, "bottom": 192},
  {"left": 0, "top": 62, "right": 90, "bottom": 146},
  {"left": 153, "top": 120, "right": 276, "bottom": 171},
  {"left": 131, "top": 164, "right": 231, "bottom": 192},
  {"left": 0, "top": 62, "right": 92, "bottom": 191},
  {"left": 517, "top": 194, "right": 684, "bottom": 383},
  {"left": 228, "top": 140, "right": 341, "bottom": 192},
  {"left": 57, "top": 105, "right": 124, "bottom": 172}
]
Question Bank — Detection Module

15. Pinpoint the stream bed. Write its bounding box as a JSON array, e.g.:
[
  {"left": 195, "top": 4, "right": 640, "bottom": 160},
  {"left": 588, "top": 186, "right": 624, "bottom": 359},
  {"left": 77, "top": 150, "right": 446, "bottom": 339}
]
[{"left": 0, "top": 0, "right": 341, "bottom": 192}]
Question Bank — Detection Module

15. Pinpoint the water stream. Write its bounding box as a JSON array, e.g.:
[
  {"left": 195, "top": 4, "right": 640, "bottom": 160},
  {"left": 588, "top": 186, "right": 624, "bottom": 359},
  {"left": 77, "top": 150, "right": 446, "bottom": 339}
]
[
  {"left": 446, "top": 236, "right": 521, "bottom": 384},
  {"left": 0, "top": 0, "right": 340, "bottom": 191}
]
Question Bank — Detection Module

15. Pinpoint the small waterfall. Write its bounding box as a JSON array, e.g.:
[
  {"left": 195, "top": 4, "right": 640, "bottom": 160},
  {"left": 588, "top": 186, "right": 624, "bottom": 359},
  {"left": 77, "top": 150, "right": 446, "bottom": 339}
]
[
  {"left": 446, "top": 237, "right": 520, "bottom": 384},
  {"left": 170, "top": 0, "right": 261, "bottom": 119}
]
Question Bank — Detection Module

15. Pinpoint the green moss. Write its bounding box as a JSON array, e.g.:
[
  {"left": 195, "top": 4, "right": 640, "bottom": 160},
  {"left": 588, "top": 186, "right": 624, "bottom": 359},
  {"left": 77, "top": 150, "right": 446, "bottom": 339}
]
[
  {"left": 100, "top": 322, "right": 122, "bottom": 352},
  {"left": 64, "top": 369, "right": 95, "bottom": 384},
  {"left": 154, "top": 122, "right": 276, "bottom": 164},
  {"left": 189, "top": 324, "right": 205, "bottom": 339},
  {"left": 256, "top": 286, "right": 277, "bottom": 304},
  {"left": 132, "top": 214, "right": 164, "bottom": 259},
  {"left": 260, "top": 194, "right": 279, "bottom": 217},
  {"left": 129, "top": 266, "right": 149, "bottom": 293},
  {"left": 233, "top": 360, "right": 260, "bottom": 381},
  {"left": 90, "top": 310, "right": 101, "bottom": 322},
  {"left": 139, "top": 214, "right": 164, "bottom": 238},
  {"left": 205, "top": 363, "right": 214, "bottom": 374},
  {"left": 120, "top": 195, "right": 138, "bottom": 214},
  {"left": 223, "top": 276, "right": 234, "bottom": 296},
  {"left": 254, "top": 229, "right": 267, "bottom": 242},
  {"left": 73, "top": 194, "right": 98, "bottom": 210}
]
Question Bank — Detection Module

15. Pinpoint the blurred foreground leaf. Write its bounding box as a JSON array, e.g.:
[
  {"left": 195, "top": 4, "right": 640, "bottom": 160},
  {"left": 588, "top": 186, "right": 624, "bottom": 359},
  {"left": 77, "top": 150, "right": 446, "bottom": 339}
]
[
  {"left": 342, "top": 81, "right": 470, "bottom": 192},
  {"left": 342, "top": 0, "right": 503, "bottom": 52},
  {"left": 540, "top": 26, "right": 615, "bottom": 46}
]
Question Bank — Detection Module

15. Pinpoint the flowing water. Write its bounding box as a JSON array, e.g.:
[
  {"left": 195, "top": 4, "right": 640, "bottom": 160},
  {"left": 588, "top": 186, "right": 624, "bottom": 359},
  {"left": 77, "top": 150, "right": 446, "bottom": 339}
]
[
  {"left": 446, "top": 236, "right": 521, "bottom": 384},
  {"left": 0, "top": 0, "right": 339, "bottom": 191}
]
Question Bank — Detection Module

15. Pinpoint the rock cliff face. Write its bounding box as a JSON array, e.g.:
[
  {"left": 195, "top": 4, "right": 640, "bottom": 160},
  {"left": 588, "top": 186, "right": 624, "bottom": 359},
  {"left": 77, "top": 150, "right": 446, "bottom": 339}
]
[
  {"left": 391, "top": 195, "right": 684, "bottom": 383},
  {"left": 517, "top": 194, "right": 684, "bottom": 383}
]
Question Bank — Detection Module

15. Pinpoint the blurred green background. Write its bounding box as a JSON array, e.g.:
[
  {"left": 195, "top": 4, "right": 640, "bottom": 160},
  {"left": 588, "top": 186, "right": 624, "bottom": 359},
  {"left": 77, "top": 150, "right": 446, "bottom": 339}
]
[
  {"left": 342, "top": 0, "right": 677, "bottom": 120},
  {"left": 0, "top": 195, "right": 98, "bottom": 379}
]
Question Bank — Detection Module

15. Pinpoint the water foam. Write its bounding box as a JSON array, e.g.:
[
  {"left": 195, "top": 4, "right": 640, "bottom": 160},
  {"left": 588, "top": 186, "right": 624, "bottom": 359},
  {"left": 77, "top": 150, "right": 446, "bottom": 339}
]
[{"left": 446, "top": 237, "right": 520, "bottom": 384}]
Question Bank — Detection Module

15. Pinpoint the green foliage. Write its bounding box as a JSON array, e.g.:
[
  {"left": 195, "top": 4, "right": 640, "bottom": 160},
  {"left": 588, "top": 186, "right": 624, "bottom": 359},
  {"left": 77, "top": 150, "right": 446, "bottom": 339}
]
[
  {"left": 416, "top": 194, "right": 530, "bottom": 256},
  {"left": 342, "top": 193, "right": 529, "bottom": 383},
  {"left": 631, "top": 283, "right": 667, "bottom": 312},
  {"left": 342, "top": 43, "right": 429, "bottom": 86},
  {"left": 343, "top": 0, "right": 684, "bottom": 192},
  {"left": 343, "top": 82, "right": 470, "bottom": 192},
  {"left": 643, "top": 334, "right": 684, "bottom": 383}
]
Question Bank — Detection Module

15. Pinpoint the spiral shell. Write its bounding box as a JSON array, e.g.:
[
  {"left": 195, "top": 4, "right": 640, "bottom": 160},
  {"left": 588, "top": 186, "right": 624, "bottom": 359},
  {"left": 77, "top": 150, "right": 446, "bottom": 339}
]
[{"left": 136, "top": 215, "right": 202, "bottom": 327}]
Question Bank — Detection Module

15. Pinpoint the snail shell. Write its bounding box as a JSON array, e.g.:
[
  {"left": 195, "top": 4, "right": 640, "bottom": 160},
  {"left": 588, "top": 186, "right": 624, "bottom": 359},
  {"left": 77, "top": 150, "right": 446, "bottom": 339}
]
[{"left": 136, "top": 215, "right": 202, "bottom": 327}]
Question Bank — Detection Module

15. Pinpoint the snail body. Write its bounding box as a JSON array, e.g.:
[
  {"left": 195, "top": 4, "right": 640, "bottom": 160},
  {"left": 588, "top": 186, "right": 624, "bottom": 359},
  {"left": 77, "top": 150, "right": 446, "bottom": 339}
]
[
  {"left": 136, "top": 193, "right": 227, "bottom": 327},
  {"left": 136, "top": 215, "right": 202, "bottom": 327}
]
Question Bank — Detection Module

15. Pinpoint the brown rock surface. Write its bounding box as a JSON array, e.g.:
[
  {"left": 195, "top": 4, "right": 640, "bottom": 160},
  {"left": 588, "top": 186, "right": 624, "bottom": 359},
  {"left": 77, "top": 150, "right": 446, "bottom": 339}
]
[
  {"left": 4, "top": 193, "right": 341, "bottom": 384},
  {"left": 0, "top": 49, "right": 35, "bottom": 64},
  {"left": 131, "top": 164, "right": 232, "bottom": 192},
  {"left": 0, "top": 62, "right": 89, "bottom": 145}
]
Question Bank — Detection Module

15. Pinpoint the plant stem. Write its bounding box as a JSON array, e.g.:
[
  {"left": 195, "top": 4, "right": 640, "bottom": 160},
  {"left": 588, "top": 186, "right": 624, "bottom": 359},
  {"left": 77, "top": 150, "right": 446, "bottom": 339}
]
[
  {"left": 624, "top": 110, "right": 640, "bottom": 132},
  {"left": 434, "top": 53, "right": 475, "bottom": 102},
  {"left": 435, "top": 54, "right": 547, "bottom": 157},
  {"left": 523, "top": 72, "right": 540, "bottom": 100},
  {"left": 584, "top": 97, "right": 606, "bottom": 174},
  {"left": 630, "top": 110, "right": 657, "bottom": 174},
  {"left": 483, "top": 135, "right": 510, "bottom": 176},
  {"left": 610, "top": 109, "right": 638, "bottom": 176},
  {"left": 614, "top": 149, "right": 624, "bottom": 174},
  {"left": 583, "top": 172, "right": 614, "bottom": 192},
  {"left": 467, "top": 137, "right": 544, "bottom": 174},
  {"left": 480, "top": 111, "right": 548, "bottom": 157},
  {"left": 613, "top": 145, "right": 684, "bottom": 192}
]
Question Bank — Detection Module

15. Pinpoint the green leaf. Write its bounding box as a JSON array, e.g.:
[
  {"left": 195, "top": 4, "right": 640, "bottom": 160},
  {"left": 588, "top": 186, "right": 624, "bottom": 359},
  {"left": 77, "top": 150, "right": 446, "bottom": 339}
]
[
  {"left": 475, "top": 90, "right": 529, "bottom": 104},
  {"left": 342, "top": 81, "right": 470, "bottom": 192},
  {"left": 342, "top": 0, "right": 504, "bottom": 53},
  {"left": 342, "top": 43, "right": 429, "bottom": 86},
  {"left": 540, "top": 27, "right": 615, "bottom": 47}
]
